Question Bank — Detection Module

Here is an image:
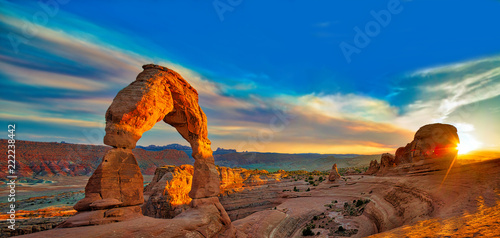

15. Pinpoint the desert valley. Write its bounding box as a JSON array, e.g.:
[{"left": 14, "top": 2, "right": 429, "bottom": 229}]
[{"left": 1, "top": 129, "right": 499, "bottom": 237}]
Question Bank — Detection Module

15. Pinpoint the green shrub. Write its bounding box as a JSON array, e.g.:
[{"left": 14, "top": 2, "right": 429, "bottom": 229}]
[{"left": 302, "top": 227, "right": 314, "bottom": 236}]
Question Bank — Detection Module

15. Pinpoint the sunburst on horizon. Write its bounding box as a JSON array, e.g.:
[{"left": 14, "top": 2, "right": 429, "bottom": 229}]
[{"left": 456, "top": 131, "right": 482, "bottom": 155}]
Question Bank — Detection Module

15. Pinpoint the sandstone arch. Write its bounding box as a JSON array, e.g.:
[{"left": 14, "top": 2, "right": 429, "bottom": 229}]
[
  {"left": 103, "top": 64, "right": 219, "bottom": 199},
  {"left": 68, "top": 65, "right": 229, "bottom": 232}
]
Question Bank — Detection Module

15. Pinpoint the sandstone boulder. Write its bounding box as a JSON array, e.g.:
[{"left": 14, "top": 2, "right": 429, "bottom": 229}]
[
  {"left": 143, "top": 165, "right": 283, "bottom": 219},
  {"left": 59, "top": 206, "right": 142, "bottom": 228},
  {"left": 373, "top": 123, "right": 459, "bottom": 176},
  {"left": 142, "top": 165, "right": 194, "bottom": 219},
  {"left": 395, "top": 123, "right": 459, "bottom": 163},
  {"left": 328, "top": 164, "right": 341, "bottom": 182},
  {"left": 89, "top": 199, "right": 123, "bottom": 210},
  {"left": 380, "top": 153, "right": 396, "bottom": 168},
  {"left": 74, "top": 148, "right": 143, "bottom": 212}
]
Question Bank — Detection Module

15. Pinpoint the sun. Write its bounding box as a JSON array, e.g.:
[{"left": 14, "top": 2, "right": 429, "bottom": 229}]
[
  {"left": 456, "top": 132, "right": 482, "bottom": 155},
  {"left": 457, "top": 143, "right": 474, "bottom": 154}
]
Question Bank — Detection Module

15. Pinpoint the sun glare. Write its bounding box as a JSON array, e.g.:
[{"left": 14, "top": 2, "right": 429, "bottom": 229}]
[{"left": 456, "top": 132, "right": 482, "bottom": 154}]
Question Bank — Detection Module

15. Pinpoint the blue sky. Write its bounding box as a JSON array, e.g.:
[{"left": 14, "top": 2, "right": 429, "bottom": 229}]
[{"left": 1, "top": 0, "right": 500, "bottom": 154}]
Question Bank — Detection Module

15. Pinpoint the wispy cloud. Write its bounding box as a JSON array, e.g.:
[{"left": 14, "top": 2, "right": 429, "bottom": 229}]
[
  {"left": 283, "top": 93, "right": 399, "bottom": 123},
  {"left": 0, "top": 113, "right": 103, "bottom": 128},
  {"left": 0, "top": 14, "right": 144, "bottom": 84},
  {"left": 313, "top": 21, "right": 340, "bottom": 28},
  {"left": 395, "top": 56, "right": 500, "bottom": 130},
  {"left": 1, "top": 2, "right": 499, "bottom": 154},
  {"left": 0, "top": 59, "right": 109, "bottom": 91},
  {"left": 314, "top": 21, "right": 332, "bottom": 28}
]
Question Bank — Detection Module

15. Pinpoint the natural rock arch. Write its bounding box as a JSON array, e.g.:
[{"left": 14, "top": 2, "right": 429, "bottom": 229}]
[
  {"left": 103, "top": 64, "right": 219, "bottom": 199},
  {"left": 67, "top": 65, "right": 229, "bottom": 231}
]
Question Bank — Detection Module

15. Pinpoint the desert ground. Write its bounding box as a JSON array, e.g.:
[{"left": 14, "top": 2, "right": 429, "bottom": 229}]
[
  {"left": 7, "top": 157, "right": 499, "bottom": 238},
  {"left": 0, "top": 175, "right": 154, "bottom": 237}
]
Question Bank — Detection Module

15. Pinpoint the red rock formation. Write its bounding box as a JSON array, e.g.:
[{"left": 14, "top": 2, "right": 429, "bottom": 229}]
[
  {"left": 73, "top": 148, "right": 144, "bottom": 211},
  {"left": 380, "top": 153, "right": 396, "bottom": 167},
  {"left": 395, "top": 123, "right": 459, "bottom": 163},
  {"left": 142, "top": 165, "right": 194, "bottom": 218},
  {"left": 143, "top": 165, "right": 283, "bottom": 219},
  {"left": 366, "top": 123, "right": 459, "bottom": 176},
  {"left": 218, "top": 167, "right": 246, "bottom": 194},
  {"left": 103, "top": 64, "right": 219, "bottom": 199},
  {"left": 64, "top": 65, "right": 232, "bottom": 236},
  {"left": 364, "top": 160, "right": 380, "bottom": 175},
  {"left": 328, "top": 164, "right": 341, "bottom": 181},
  {"left": 377, "top": 153, "right": 397, "bottom": 175}
]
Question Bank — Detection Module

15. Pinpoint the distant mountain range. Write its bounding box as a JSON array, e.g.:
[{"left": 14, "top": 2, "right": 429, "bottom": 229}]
[
  {"left": 137, "top": 144, "right": 237, "bottom": 158},
  {"left": 0, "top": 139, "right": 380, "bottom": 178},
  {"left": 0, "top": 139, "right": 191, "bottom": 178},
  {"left": 136, "top": 144, "right": 378, "bottom": 171},
  {"left": 214, "top": 152, "right": 380, "bottom": 172}
]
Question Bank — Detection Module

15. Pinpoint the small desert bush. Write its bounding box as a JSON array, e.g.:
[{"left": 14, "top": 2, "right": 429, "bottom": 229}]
[{"left": 302, "top": 227, "right": 314, "bottom": 236}]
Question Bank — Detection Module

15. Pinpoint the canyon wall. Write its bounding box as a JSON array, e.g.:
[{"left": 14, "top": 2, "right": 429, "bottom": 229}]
[{"left": 0, "top": 139, "right": 190, "bottom": 178}]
